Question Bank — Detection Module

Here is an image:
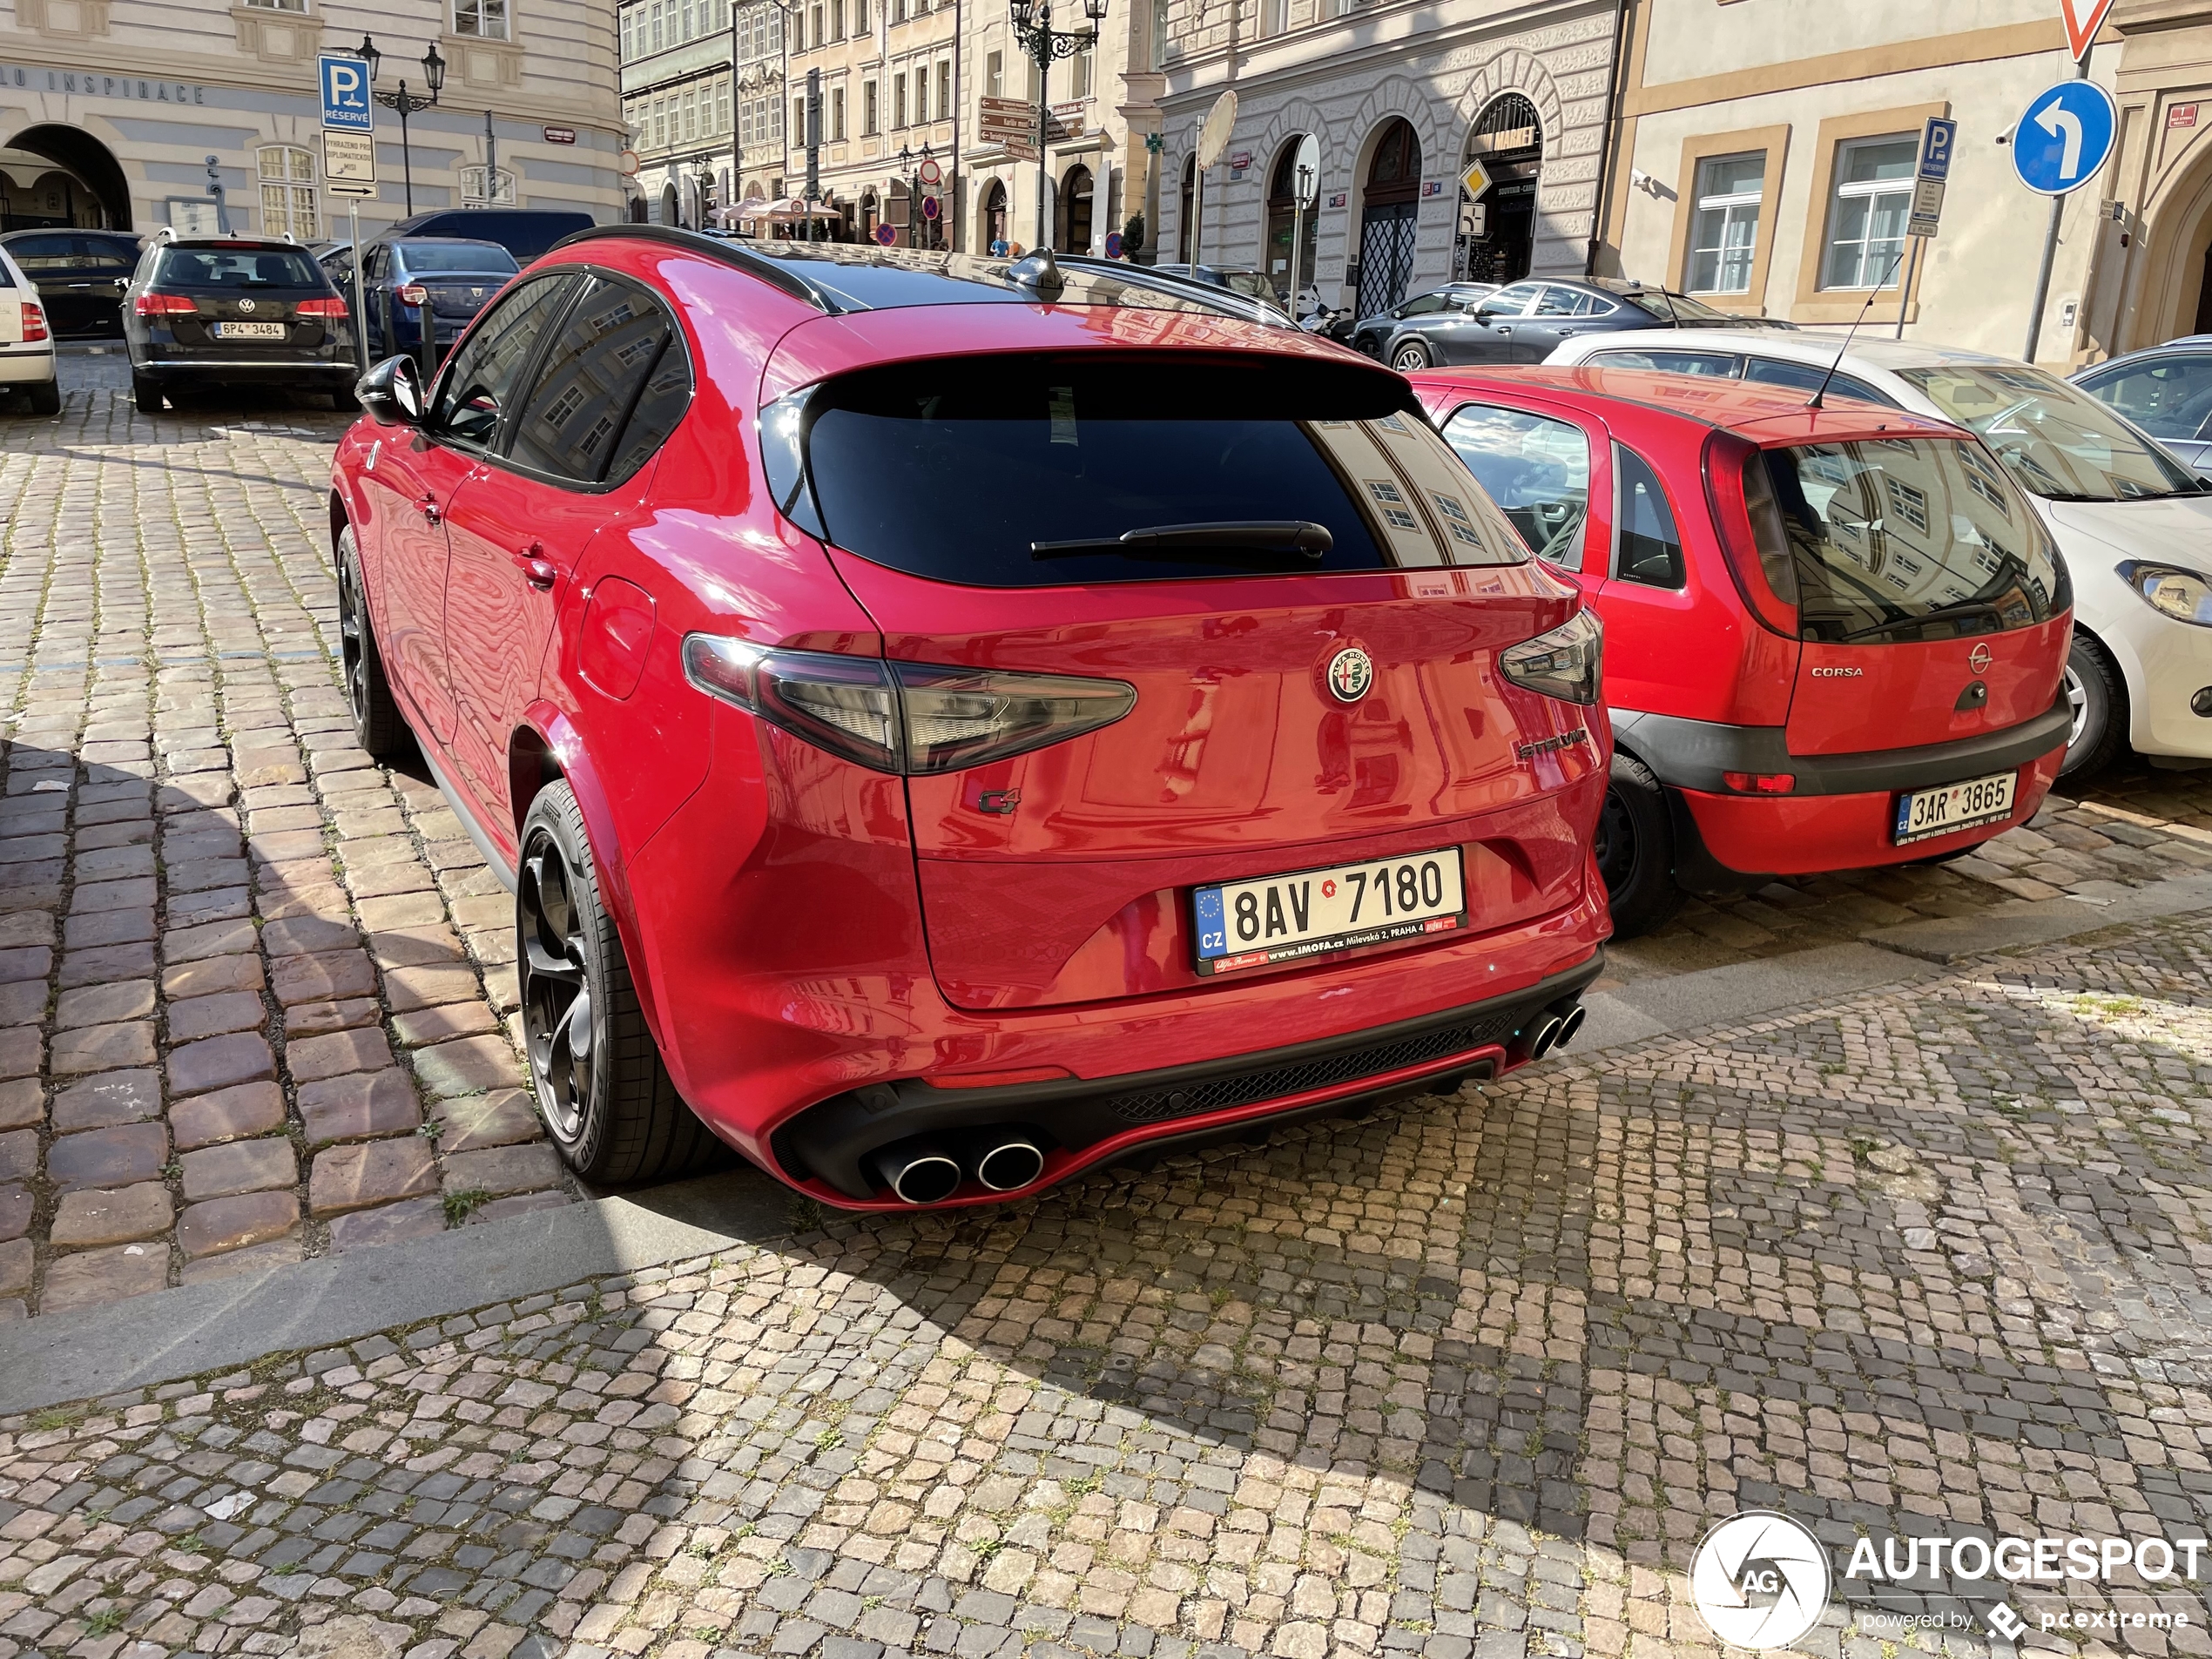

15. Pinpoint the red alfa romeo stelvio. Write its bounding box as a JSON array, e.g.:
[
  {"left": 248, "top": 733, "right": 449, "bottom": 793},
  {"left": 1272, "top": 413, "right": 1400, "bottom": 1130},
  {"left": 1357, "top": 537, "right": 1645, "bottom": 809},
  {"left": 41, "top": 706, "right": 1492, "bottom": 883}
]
[
  {"left": 1408, "top": 365, "right": 2074, "bottom": 935},
  {"left": 328, "top": 227, "right": 1610, "bottom": 1210}
]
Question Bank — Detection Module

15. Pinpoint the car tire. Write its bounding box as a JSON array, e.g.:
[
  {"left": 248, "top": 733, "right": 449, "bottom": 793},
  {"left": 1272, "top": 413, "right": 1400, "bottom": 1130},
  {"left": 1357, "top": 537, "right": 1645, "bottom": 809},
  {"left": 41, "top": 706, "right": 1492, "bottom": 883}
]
[
  {"left": 331, "top": 386, "right": 360, "bottom": 413},
  {"left": 335, "top": 527, "right": 412, "bottom": 762},
  {"left": 1391, "top": 340, "right": 1432, "bottom": 371},
  {"left": 517, "top": 780, "right": 721, "bottom": 1186},
  {"left": 2060, "top": 633, "right": 2128, "bottom": 779},
  {"left": 1595, "top": 752, "right": 1684, "bottom": 939},
  {"left": 132, "top": 374, "right": 162, "bottom": 415},
  {"left": 24, "top": 381, "right": 59, "bottom": 417}
]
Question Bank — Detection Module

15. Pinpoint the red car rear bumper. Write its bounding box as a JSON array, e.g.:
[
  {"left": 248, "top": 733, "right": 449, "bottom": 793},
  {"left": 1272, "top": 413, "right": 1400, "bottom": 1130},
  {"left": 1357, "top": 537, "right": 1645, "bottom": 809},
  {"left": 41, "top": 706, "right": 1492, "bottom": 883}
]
[{"left": 1679, "top": 744, "right": 2065, "bottom": 876}]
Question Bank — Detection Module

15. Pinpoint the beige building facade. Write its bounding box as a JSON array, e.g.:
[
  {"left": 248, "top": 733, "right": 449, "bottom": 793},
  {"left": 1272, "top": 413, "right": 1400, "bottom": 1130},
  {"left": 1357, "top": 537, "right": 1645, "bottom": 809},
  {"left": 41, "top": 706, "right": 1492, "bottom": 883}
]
[
  {"left": 1595, "top": 0, "right": 2116, "bottom": 365},
  {"left": 2089, "top": 1, "right": 2212, "bottom": 355},
  {"left": 1, "top": 0, "right": 624, "bottom": 239},
  {"left": 783, "top": 0, "right": 959, "bottom": 244}
]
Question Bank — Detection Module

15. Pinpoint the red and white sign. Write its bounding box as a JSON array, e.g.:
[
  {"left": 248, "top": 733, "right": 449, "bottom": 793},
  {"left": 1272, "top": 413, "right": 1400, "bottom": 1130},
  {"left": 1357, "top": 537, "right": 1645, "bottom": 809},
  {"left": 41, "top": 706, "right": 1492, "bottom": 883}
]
[
  {"left": 543, "top": 125, "right": 577, "bottom": 145},
  {"left": 2060, "top": 0, "right": 2114, "bottom": 64},
  {"left": 2172, "top": 103, "right": 2201, "bottom": 130}
]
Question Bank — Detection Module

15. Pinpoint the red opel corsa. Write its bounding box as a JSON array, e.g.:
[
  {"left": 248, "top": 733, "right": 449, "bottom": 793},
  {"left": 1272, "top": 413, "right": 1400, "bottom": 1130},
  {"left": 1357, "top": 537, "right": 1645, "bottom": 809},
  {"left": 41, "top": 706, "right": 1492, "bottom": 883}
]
[
  {"left": 1410, "top": 366, "right": 2074, "bottom": 934},
  {"left": 329, "top": 230, "right": 1610, "bottom": 1208}
]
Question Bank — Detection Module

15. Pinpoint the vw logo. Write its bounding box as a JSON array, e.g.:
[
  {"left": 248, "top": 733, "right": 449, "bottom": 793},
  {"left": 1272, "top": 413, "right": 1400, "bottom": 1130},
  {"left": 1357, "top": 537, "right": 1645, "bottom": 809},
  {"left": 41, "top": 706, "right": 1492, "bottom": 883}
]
[
  {"left": 1326, "top": 647, "right": 1373, "bottom": 704},
  {"left": 1969, "top": 643, "right": 1993, "bottom": 674},
  {"left": 1688, "top": 1512, "right": 1831, "bottom": 1651},
  {"left": 236, "top": 297, "right": 255, "bottom": 314}
]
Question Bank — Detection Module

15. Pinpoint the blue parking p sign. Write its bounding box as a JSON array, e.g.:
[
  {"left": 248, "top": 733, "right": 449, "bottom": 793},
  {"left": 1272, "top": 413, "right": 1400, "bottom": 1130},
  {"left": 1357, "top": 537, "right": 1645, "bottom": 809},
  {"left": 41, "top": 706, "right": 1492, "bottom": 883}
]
[
  {"left": 319, "top": 53, "right": 374, "bottom": 132},
  {"left": 1918, "top": 118, "right": 1958, "bottom": 183}
]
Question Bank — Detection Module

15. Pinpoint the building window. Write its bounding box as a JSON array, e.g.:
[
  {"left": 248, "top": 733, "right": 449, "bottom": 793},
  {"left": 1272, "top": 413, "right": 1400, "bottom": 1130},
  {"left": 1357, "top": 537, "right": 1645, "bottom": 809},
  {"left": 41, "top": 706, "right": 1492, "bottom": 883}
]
[
  {"left": 1071, "top": 46, "right": 1091, "bottom": 98},
  {"left": 914, "top": 67, "right": 927, "bottom": 125},
  {"left": 1261, "top": 0, "right": 1284, "bottom": 32},
  {"left": 856, "top": 0, "right": 868, "bottom": 27},
  {"left": 864, "top": 83, "right": 878, "bottom": 135},
  {"left": 1822, "top": 135, "right": 1916, "bottom": 290},
  {"left": 242, "top": 0, "right": 307, "bottom": 9},
  {"left": 985, "top": 50, "right": 1001, "bottom": 99},
  {"left": 894, "top": 74, "right": 907, "bottom": 128},
  {"left": 832, "top": 86, "right": 846, "bottom": 141},
  {"left": 794, "top": 97, "right": 806, "bottom": 140},
  {"left": 831, "top": 0, "right": 844, "bottom": 38},
  {"left": 810, "top": 3, "right": 823, "bottom": 44},
  {"left": 936, "top": 61, "right": 950, "bottom": 122},
  {"left": 651, "top": 1, "right": 664, "bottom": 50},
  {"left": 717, "top": 80, "right": 730, "bottom": 134},
  {"left": 257, "top": 146, "right": 320, "bottom": 239},
  {"left": 453, "top": 0, "right": 509, "bottom": 39},
  {"left": 1686, "top": 152, "right": 1764, "bottom": 295},
  {"left": 1151, "top": 0, "right": 1168, "bottom": 64}
]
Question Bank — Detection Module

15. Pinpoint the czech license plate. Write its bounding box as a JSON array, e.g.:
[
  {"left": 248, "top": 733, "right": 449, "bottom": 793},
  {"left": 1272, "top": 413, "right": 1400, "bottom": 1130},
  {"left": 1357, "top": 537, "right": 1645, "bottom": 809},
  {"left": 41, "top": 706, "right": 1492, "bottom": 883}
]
[
  {"left": 1194, "top": 846, "right": 1467, "bottom": 975},
  {"left": 1893, "top": 770, "right": 2018, "bottom": 845},
  {"left": 217, "top": 320, "right": 287, "bottom": 340}
]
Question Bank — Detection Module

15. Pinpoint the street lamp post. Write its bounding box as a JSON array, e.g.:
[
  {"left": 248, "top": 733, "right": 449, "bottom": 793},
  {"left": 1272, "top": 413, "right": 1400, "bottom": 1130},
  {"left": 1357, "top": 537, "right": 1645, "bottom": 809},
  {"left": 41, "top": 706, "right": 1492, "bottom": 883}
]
[
  {"left": 357, "top": 34, "right": 445, "bottom": 218},
  {"left": 1008, "top": 0, "right": 1105, "bottom": 252},
  {"left": 896, "top": 142, "right": 936, "bottom": 249}
]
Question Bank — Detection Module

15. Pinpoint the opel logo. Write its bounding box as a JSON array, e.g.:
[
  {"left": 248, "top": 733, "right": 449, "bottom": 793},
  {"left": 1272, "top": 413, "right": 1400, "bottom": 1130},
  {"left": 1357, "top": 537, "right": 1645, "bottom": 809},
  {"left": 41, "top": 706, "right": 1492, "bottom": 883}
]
[
  {"left": 237, "top": 297, "right": 255, "bottom": 314},
  {"left": 1969, "top": 643, "right": 1993, "bottom": 674},
  {"left": 1326, "top": 647, "right": 1373, "bottom": 704}
]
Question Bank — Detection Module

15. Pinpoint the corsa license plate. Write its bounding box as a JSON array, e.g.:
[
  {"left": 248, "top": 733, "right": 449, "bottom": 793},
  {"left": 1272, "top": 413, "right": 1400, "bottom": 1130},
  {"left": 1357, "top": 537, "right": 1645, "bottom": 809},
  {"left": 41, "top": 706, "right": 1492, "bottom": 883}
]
[
  {"left": 217, "top": 320, "right": 287, "bottom": 339},
  {"left": 1893, "top": 770, "right": 2018, "bottom": 845},
  {"left": 1194, "top": 846, "right": 1467, "bottom": 975}
]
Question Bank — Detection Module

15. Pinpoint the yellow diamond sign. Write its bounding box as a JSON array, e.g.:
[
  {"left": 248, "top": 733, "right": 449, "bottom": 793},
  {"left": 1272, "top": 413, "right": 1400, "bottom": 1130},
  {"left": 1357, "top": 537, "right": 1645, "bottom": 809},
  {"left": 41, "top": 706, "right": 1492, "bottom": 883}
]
[{"left": 1460, "top": 159, "right": 1494, "bottom": 200}]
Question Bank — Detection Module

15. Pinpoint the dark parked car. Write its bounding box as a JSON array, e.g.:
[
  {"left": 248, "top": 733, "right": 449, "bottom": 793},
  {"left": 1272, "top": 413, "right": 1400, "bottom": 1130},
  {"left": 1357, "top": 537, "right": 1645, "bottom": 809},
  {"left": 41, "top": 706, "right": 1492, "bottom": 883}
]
[
  {"left": 1349, "top": 282, "right": 1498, "bottom": 362},
  {"left": 0, "top": 229, "right": 143, "bottom": 337},
  {"left": 387, "top": 208, "right": 596, "bottom": 261},
  {"left": 1358, "top": 277, "right": 1793, "bottom": 371},
  {"left": 123, "top": 233, "right": 356, "bottom": 412},
  {"left": 324, "top": 236, "right": 519, "bottom": 361},
  {"left": 2071, "top": 335, "right": 2212, "bottom": 469}
]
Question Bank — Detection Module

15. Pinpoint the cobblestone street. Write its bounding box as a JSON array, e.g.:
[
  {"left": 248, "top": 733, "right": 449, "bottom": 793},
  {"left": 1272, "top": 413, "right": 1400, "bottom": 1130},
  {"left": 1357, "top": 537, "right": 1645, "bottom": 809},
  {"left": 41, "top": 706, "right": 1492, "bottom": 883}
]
[{"left": 1, "top": 361, "right": 2210, "bottom": 1659}]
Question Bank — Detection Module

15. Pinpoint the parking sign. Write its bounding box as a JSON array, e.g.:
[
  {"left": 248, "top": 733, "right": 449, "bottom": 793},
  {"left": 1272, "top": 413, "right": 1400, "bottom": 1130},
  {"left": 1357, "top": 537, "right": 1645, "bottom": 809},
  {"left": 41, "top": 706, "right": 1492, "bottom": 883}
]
[{"left": 319, "top": 53, "right": 374, "bottom": 132}]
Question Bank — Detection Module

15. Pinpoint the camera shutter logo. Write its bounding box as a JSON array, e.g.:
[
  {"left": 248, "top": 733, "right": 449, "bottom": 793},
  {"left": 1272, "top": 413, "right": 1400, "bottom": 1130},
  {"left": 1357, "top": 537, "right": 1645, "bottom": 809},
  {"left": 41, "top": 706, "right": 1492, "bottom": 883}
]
[{"left": 1689, "top": 1512, "right": 1832, "bottom": 1651}]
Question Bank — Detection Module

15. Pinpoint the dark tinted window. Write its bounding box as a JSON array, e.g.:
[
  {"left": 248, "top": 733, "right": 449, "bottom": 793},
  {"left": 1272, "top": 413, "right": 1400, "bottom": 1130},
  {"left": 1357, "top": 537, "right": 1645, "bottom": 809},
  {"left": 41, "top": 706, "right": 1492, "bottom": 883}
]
[
  {"left": 794, "top": 354, "right": 1525, "bottom": 585},
  {"left": 159, "top": 247, "right": 326, "bottom": 288},
  {"left": 77, "top": 238, "right": 135, "bottom": 271},
  {"left": 509, "top": 275, "right": 688, "bottom": 484},
  {"left": 432, "top": 273, "right": 578, "bottom": 450},
  {"left": 4, "top": 234, "right": 75, "bottom": 270},
  {"left": 1592, "top": 349, "right": 1740, "bottom": 377},
  {"left": 1763, "top": 439, "right": 2069, "bottom": 643},
  {"left": 1399, "top": 291, "right": 1448, "bottom": 317},
  {"left": 1743, "top": 354, "right": 1893, "bottom": 407},
  {"left": 395, "top": 241, "right": 521, "bottom": 274},
  {"left": 1615, "top": 447, "right": 1684, "bottom": 589}
]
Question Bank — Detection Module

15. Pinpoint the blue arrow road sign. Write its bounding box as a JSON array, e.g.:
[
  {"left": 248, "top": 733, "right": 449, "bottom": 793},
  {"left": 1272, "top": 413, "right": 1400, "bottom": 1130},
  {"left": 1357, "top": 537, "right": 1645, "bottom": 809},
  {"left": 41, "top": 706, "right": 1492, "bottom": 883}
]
[
  {"left": 319, "top": 53, "right": 374, "bottom": 132},
  {"left": 1918, "top": 117, "right": 1958, "bottom": 182},
  {"left": 2013, "top": 80, "right": 2116, "bottom": 196}
]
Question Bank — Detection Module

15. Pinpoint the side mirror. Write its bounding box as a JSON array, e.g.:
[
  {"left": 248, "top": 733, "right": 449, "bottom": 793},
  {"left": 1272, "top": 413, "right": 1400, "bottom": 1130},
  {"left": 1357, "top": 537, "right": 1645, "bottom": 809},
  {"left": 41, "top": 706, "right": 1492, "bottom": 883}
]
[{"left": 358, "top": 354, "right": 425, "bottom": 427}]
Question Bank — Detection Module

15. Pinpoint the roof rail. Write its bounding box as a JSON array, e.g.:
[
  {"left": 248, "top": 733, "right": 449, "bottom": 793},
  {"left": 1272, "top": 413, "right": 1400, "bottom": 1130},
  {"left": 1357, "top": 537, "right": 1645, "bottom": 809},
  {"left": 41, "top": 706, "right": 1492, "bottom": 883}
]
[{"left": 546, "top": 223, "right": 845, "bottom": 314}]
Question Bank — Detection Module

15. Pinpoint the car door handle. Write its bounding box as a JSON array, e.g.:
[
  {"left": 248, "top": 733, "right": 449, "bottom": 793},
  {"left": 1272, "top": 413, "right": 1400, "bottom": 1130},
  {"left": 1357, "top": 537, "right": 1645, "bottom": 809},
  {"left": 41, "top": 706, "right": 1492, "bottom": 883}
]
[
  {"left": 511, "top": 543, "right": 560, "bottom": 590},
  {"left": 1496, "top": 325, "right": 1514, "bottom": 334},
  {"left": 415, "top": 496, "right": 442, "bottom": 525}
]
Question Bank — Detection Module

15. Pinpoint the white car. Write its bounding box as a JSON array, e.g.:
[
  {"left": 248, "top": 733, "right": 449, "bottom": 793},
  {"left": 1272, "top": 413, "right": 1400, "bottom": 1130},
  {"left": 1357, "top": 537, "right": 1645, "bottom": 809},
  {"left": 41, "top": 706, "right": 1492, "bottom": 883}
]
[
  {"left": 0, "top": 243, "right": 58, "bottom": 416},
  {"left": 1543, "top": 327, "right": 2212, "bottom": 778}
]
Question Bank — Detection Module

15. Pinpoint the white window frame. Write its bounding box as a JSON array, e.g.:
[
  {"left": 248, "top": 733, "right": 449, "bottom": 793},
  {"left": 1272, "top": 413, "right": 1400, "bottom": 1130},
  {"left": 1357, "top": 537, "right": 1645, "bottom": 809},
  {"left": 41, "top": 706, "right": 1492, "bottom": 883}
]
[
  {"left": 1685, "top": 152, "right": 1764, "bottom": 296},
  {"left": 1821, "top": 135, "right": 1915, "bottom": 292},
  {"left": 452, "top": 0, "right": 509, "bottom": 39},
  {"left": 255, "top": 145, "right": 320, "bottom": 239}
]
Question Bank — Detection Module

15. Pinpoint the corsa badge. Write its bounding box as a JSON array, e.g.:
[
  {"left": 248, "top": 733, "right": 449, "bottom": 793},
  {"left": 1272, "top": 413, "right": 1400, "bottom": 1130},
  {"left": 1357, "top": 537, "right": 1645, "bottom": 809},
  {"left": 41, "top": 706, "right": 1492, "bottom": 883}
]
[{"left": 1326, "top": 647, "right": 1373, "bottom": 704}]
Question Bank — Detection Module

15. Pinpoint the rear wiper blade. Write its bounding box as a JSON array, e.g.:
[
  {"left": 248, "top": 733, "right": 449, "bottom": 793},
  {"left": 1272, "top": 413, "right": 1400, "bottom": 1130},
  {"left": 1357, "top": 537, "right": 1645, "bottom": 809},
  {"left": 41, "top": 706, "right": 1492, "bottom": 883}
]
[
  {"left": 1835, "top": 598, "right": 2002, "bottom": 643},
  {"left": 1032, "top": 520, "right": 1332, "bottom": 562}
]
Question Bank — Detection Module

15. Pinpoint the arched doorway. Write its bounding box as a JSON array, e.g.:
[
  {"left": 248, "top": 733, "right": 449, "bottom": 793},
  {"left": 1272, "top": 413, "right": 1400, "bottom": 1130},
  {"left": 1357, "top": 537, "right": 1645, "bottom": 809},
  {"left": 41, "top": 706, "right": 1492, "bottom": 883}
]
[
  {"left": 1459, "top": 94, "right": 1541, "bottom": 286},
  {"left": 627, "top": 195, "right": 649, "bottom": 224},
  {"left": 1358, "top": 118, "right": 1421, "bottom": 315},
  {"left": 3, "top": 125, "right": 131, "bottom": 229},
  {"left": 860, "top": 190, "right": 879, "bottom": 243},
  {"left": 1177, "top": 154, "right": 1196, "bottom": 261},
  {"left": 1059, "top": 164, "right": 1093, "bottom": 253},
  {"left": 1265, "top": 138, "right": 1320, "bottom": 306},
  {"left": 979, "top": 178, "right": 1008, "bottom": 253},
  {"left": 658, "top": 181, "right": 678, "bottom": 225}
]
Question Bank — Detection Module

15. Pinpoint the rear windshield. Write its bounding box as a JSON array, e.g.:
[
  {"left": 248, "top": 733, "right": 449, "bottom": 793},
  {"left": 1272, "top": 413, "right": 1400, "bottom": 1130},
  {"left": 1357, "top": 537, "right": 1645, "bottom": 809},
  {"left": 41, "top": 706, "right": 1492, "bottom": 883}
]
[
  {"left": 1896, "top": 364, "right": 2207, "bottom": 502},
  {"left": 790, "top": 354, "right": 1529, "bottom": 585},
  {"left": 159, "top": 248, "right": 326, "bottom": 289},
  {"left": 1760, "top": 438, "right": 2070, "bottom": 644},
  {"left": 396, "top": 243, "right": 521, "bottom": 274}
]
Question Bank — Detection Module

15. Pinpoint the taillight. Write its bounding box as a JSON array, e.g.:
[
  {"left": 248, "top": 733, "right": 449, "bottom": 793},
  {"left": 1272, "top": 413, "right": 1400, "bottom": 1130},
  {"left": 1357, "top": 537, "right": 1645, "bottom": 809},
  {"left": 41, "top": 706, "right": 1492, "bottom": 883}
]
[
  {"left": 1497, "top": 609, "right": 1603, "bottom": 706},
  {"left": 1722, "top": 771, "right": 1797, "bottom": 794},
  {"left": 296, "top": 296, "right": 348, "bottom": 319},
  {"left": 133, "top": 293, "right": 197, "bottom": 317},
  {"left": 397, "top": 284, "right": 428, "bottom": 307},
  {"left": 681, "top": 637, "right": 1136, "bottom": 774},
  {"left": 18, "top": 302, "right": 47, "bottom": 342},
  {"left": 1703, "top": 431, "right": 1800, "bottom": 637}
]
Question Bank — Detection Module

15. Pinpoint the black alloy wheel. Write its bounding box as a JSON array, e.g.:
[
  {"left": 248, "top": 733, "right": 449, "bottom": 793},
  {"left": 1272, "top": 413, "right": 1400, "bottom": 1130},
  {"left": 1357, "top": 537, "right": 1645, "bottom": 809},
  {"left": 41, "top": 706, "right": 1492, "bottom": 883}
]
[
  {"left": 335, "top": 527, "right": 409, "bottom": 760},
  {"left": 516, "top": 782, "right": 718, "bottom": 1185},
  {"left": 1594, "top": 752, "right": 1683, "bottom": 938}
]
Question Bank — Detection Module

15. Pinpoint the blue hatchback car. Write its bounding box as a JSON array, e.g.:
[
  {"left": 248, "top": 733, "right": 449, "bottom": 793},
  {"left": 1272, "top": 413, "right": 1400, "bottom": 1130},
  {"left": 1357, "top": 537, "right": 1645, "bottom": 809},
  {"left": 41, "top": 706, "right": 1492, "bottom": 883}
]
[{"left": 322, "top": 236, "right": 519, "bottom": 364}]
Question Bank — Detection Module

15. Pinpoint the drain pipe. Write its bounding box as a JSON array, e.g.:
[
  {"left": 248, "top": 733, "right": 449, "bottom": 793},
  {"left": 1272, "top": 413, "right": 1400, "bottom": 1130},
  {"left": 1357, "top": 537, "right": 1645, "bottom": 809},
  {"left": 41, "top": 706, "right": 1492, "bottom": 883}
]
[{"left": 1585, "top": 0, "right": 1631, "bottom": 277}]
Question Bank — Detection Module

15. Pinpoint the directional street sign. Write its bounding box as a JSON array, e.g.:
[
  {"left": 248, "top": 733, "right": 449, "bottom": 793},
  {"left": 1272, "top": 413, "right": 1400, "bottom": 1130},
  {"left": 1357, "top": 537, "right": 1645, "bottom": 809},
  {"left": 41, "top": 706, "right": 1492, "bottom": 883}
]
[
  {"left": 321, "top": 131, "right": 378, "bottom": 198},
  {"left": 318, "top": 53, "right": 373, "bottom": 132},
  {"left": 1460, "top": 158, "right": 1493, "bottom": 201},
  {"left": 2013, "top": 79, "right": 2119, "bottom": 196},
  {"left": 2060, "top": 0, "right": 2115, "bottom": 64}
]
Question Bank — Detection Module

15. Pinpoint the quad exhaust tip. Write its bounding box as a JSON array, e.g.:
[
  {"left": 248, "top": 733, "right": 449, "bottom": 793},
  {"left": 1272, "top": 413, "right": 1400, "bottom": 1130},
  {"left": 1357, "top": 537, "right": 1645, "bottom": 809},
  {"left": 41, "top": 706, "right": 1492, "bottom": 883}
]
[
  {"left": 974, "top": 1137, "right": 1045, "bottom": 1192},
  {"left": 1554, "top": 1003, "right": 1587, "bottom": 1050},
  {"left": 874, "top": 1142, "right": 962, "bottom": 1205}
]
